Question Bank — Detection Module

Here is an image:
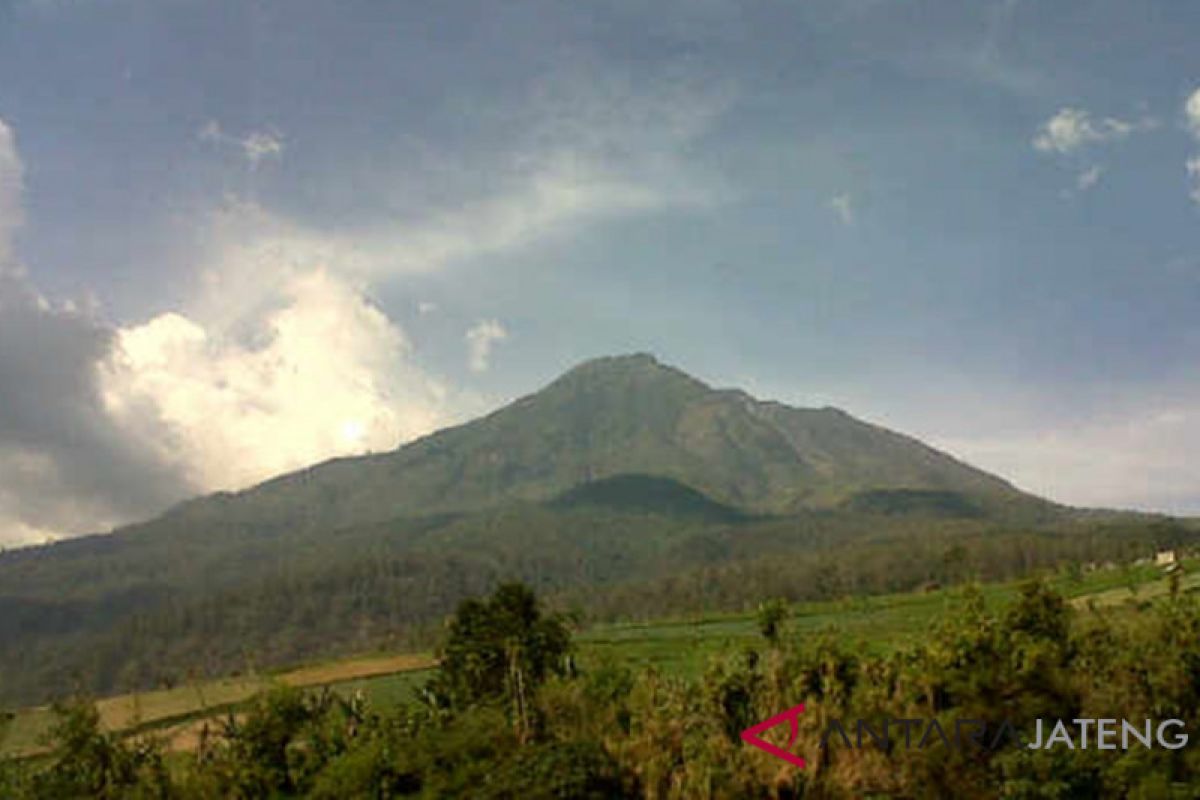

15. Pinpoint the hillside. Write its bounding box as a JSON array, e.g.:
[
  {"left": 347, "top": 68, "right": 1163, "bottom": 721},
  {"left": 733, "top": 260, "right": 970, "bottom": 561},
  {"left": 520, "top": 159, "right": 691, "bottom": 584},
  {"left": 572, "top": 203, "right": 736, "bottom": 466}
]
[
  {"left": 1, "top": 353, "right": 1180, "bottom": 707},
  {"left": 148, "top": 354, "right": 1042, "bottom": 534}
]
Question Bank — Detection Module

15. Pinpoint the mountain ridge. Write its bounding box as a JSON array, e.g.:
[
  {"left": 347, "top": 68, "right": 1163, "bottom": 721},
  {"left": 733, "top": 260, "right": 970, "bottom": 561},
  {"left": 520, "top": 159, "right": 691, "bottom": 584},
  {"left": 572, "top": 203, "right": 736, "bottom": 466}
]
[
  {"left": 144, "top": 352, "right": 1041, "bottom": 538},
  {"left": 0, "top": 353, "right": 1057, "bottom": 564}
]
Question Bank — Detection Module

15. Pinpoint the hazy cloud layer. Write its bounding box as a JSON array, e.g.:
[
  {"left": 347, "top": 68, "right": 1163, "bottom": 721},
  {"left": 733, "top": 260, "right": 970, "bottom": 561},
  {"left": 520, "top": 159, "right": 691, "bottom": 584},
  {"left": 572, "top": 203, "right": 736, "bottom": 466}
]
[{"left": 938, "top": 404, "right": 1200, "bottom": 514}]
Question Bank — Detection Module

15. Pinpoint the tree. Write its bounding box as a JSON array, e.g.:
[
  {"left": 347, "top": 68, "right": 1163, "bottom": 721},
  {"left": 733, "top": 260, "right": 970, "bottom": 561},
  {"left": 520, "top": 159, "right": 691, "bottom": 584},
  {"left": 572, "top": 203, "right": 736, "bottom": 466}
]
[
  {"left": 25, "top": 699, "right": 170, "bottom": 800},
  {"left": 755, "top": 598, "right": 789, "bottom": 645},
  {"left": 428, "top": 583, "right": 572, "bottom": 739}
]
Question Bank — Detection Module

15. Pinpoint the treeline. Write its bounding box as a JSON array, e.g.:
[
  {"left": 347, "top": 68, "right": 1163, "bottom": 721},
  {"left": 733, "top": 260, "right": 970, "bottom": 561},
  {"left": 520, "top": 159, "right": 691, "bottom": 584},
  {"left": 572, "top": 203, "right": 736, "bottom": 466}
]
[
  {"left": 1, "top": 507, "right": 1196, "bottom": 707},
  {"left": 4, "top": 579, "right": 1200, "bottom": 798},
  {"left": 562, "top": 518, "right": 1198, "bottom": 621}
]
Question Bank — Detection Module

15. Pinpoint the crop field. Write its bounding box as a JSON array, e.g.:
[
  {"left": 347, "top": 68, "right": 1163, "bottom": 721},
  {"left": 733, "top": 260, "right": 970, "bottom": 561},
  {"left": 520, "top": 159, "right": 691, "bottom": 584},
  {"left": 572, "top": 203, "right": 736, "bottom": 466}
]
[
  {"left": 1, "top": 653, "right": 435, "bottom": 758},
  {"left": 2, "top": 558, "right": 1191, "bottom": 759},
  {"left": 575, "top": 559, "right": 1183, "bottom": 678}
]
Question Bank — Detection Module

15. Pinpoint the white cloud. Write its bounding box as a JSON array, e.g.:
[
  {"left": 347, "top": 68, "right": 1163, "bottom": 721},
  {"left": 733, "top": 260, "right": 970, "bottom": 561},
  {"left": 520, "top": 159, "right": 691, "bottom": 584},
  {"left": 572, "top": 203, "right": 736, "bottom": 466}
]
[
  {"left": 1185, "top": 89, "right": 1200, "bottom": 204},
  {"left": 199, "top": 120, "right": 285, "bottom": 168},
  {"left": 195, "top": 154, "right": 676, "bottom": 315},
  {"left": 1188, "top": 157, "right": 1200, "bottom": 205},
  {"left": 0, "top": 518, "right": 59, "bottom": 549},
  {"left": 99, "top": 268, "right": 450, "bottom": 492},
  {"left": 1076, "top": 165, "right": 1103, "bottom": 191},
  {"left": 241, "top": 131, "right": 285, "bottom": 166},
  {"left": 828, "top": 193, "right": 854, "bottom": 225},
  {"left": 465, "top": 319, "right": 508, "bottom": 373},
  {"left": 417, "top": 301, "right": 438, "bottom": 315},
  {"left": 1185, "top": 155, "right": 1200, "bottom": 205},
  {"left": 394, "top": 155, "right": 669, "bottom": 268},
  {"left": 1032, "top": 107, "right": 1154, "bottom": 154},
  {"left": 1185, "top": 88, "right": 1200, "bottom": 139},
  {"left": 0, "top": 118, "right": 24, "bottom": 268}
]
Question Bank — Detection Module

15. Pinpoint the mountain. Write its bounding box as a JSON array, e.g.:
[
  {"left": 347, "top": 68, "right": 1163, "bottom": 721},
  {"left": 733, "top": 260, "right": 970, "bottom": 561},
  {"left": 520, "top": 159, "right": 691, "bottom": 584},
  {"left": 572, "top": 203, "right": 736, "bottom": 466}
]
[
  {"left": 150, "top": 353, "right": 1042, "bottom": 538},
  {"left": 5, "top": 352, "right": 1149, "bottom": 706}
]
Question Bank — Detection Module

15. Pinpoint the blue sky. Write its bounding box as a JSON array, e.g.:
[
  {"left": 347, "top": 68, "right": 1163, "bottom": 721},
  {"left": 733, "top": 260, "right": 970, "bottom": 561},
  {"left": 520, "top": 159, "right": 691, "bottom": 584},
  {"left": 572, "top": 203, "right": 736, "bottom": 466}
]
[{"left": 2, "top": 0, "right": 1200, "bottom": 543}]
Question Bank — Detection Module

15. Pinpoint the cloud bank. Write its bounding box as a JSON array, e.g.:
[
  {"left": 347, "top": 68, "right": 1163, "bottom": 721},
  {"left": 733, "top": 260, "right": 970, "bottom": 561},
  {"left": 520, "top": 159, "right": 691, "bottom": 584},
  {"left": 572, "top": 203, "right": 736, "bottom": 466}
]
[{"left": 100, "top": 268, "right": 450, "bottom": 493}]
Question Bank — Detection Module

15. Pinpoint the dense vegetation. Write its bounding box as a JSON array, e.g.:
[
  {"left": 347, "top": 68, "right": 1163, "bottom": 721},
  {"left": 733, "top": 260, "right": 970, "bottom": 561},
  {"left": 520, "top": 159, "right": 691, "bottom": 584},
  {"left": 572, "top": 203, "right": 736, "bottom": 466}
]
[
  {"left": 0, "top": 354, "right": 1059, "bottom": 701},
  {"left": 2, "top": 493, "right": 1193, "bottom": 707},
  {"left": 4, "top": 578, "right": 1199, "bottom": 798},
  {"left": 1, "top": 353, "right": 1195, "bottom": 714}
]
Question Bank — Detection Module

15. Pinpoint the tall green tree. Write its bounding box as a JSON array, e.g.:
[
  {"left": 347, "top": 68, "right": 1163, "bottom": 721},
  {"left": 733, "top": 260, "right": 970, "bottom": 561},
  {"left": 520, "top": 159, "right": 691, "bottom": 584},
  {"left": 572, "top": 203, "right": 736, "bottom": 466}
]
[{"left": 428, "top": 583, "right": 572, "bottom": 739}]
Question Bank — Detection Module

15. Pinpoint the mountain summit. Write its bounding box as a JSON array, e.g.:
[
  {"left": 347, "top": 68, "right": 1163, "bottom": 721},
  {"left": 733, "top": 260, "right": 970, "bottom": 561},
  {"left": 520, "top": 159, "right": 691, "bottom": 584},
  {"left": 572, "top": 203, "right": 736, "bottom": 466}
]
[{"left": 164, "top": 352, "right": 1034, "bottom": 536}]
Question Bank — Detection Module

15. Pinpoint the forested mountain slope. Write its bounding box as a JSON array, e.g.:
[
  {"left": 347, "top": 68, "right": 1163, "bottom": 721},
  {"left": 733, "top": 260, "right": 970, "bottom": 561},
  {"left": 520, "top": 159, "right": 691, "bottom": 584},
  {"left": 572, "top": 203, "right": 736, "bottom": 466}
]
[{"left": 3, "top": 354, "right": 1181, "bottom": 706}]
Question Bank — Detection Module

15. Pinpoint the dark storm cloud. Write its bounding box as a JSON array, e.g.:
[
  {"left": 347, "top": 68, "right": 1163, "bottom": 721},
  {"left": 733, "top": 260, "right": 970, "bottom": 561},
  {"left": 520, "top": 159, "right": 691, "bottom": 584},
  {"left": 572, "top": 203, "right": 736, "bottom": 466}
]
[{"left": 0, "top": 273, "right": 192, "bottom": 541}]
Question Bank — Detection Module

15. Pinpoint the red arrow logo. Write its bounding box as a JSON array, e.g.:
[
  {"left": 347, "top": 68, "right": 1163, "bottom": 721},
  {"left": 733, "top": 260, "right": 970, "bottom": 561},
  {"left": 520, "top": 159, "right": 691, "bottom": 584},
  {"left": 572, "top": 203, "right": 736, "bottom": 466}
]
[{"left": 740, "top": 703, "right": 806, "bottom": 768}]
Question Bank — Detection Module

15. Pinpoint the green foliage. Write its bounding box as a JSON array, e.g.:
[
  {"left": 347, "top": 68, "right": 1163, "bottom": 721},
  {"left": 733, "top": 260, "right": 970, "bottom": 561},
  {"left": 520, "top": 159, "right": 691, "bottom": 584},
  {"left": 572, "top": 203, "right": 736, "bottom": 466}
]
[
  {"left": 5, "top": 699, "right": 171, "bottom": 799},
  {"left": 196, "top": 685, "right": 328, "bottom": 796},
  {"left": 428, "top": 583, "right": 572, "bottom": 742},
  {"left": 844, "top": 488, "right": 985, "bottom": 518},
  {"left": 9, "top": 580, "right": 1200, "bottom": 796},
  {"left": 755, "top": 597, "right": 789, "bottom": 644},
  {"left": 1, "top": 494, "right": 1190, "bottom": 712}
]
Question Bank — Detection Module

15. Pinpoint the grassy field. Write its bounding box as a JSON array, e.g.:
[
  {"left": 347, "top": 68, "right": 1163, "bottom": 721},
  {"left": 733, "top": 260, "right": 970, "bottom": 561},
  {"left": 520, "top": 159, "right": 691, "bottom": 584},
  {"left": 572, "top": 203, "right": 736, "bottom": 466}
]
[
  {"left": 576, "top": 561, "right": 1187, "bottom": 677},
  {"left": 2, "top": 558, "right": 1192, "bottom": 758},
  {"left": 1069, "top": 567, "right": 1199, "bottom": 607},
  {"left": 1, "top": 653, "right": 435, "bottom": 758}
]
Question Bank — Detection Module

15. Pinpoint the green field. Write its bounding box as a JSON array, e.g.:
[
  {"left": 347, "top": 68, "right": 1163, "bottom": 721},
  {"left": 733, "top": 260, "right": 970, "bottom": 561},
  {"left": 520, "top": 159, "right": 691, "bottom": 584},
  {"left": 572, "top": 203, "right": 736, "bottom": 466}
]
[
  {"left": 575, "top": 559, "right": 1188, "bottom": 676},
  {"left": 2, "top": 558, "right": 1192, "bottom": 759},
  {"left": 0, "top": 654, "right": 434, "bottom": 758}
]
